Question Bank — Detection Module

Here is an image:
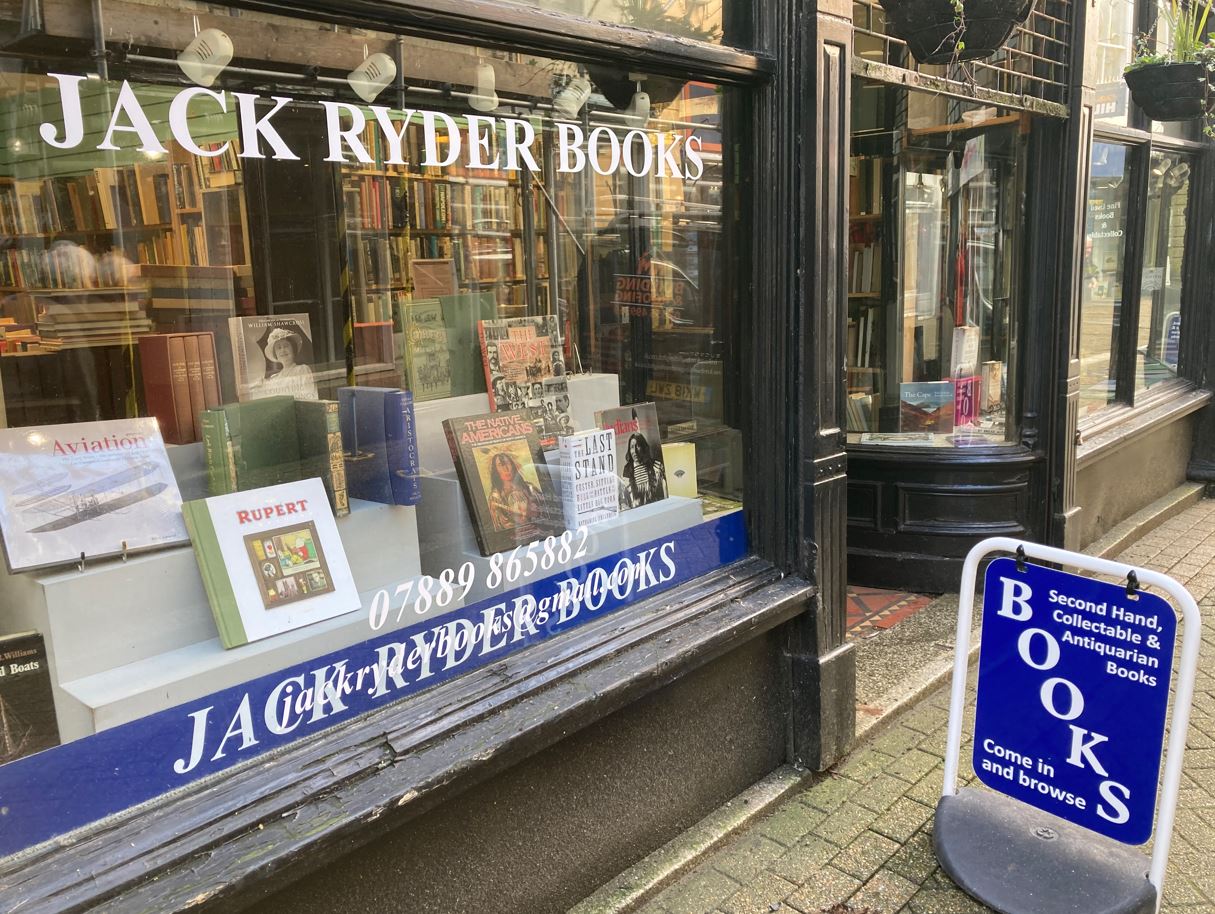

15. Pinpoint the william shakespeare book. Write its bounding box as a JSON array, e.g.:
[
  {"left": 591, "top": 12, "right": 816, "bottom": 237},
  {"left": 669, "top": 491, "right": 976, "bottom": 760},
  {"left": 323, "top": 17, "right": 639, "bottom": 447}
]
[
  {"left": 478, "top": 316, "right": 571, "bottom": 443},
  {"left": 557, "top": 428, "right": 619, "bottom": 529},
  {"left": 899, "top": 381, "right": 955, "bottom": 433},
  {"left": 595, "top": 403, "right": 668, "bottom": 511},
  {"left": 443, "top": 410, "right": 562, "bottom": 556},
  {"left": 182, "top": 478, "right": 360, "bottom": 648},
  {"left": 229, "top": 313, "right": 319, "bottom": 402},
  {"left": 0, "top": 419, "right": 188, "bottom": 572},
  {"left": 0, "top": 632, "right": 59, "bottom": 764},
  {"left": 399, "top": 298, "right": 452, "bottom": 401}
]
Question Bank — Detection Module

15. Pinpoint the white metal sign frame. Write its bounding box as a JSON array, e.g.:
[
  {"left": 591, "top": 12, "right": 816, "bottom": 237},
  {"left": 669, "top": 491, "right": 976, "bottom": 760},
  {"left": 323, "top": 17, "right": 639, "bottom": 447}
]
[{"left": 941, "top": 536, "right": 1202, "bottom": 909}]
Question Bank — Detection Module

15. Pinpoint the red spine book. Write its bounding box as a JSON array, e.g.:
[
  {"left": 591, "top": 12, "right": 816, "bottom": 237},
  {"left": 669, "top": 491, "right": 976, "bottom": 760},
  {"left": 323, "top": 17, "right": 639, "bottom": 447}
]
[
  {"left": 183, "top": 334, "right": 206, "bottom": 443},
  {"left": 196, "top": 331, "right": 222, "bottom": 408},
  {"left": 138, "top": 334, "right": 190, "bottom": 444}
]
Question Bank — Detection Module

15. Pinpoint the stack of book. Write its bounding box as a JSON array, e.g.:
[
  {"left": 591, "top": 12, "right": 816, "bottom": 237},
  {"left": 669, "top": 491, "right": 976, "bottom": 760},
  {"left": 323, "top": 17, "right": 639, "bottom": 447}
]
[
  {"left": 199, "top": 396, "right": 350, "bottom": 517},
  {"left": 33, "top": 288, "right": 153, "bottom": 348},
  {"left": 0, "top": 318, "right": 58, "bottom": 355},
  {"left": 138, "top": 331, "right": 223, "bottom": 444},
  {"left": 143, "top": 264, "right": 237, "bottom": 314}
]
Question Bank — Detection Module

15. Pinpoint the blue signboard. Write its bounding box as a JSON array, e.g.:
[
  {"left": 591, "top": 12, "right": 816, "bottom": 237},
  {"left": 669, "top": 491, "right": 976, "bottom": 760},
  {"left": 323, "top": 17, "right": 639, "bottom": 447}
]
[
  {"left": 973, "top": 557, "right": 1177, "bottom": 844},
  {"left": 0, "top": 512, "right": 746, "bottom": 859}
]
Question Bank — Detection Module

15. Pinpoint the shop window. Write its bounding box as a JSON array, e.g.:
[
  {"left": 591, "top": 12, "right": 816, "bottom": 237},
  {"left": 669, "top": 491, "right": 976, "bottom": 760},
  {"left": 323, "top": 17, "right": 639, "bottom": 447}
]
[
  {"left": 1078, "top": 141, "right": 1133, "bottom": 418},
  {"left": 0, "top": 3, "right": 746, "bottom": 858},
  {"left": 1078, "top": 139, "right": 1195, "bottom": 421},
  {"left": 1092, "top": 0, "right": 1137, "bottom": 128},
  {"left": 846, "top": 82, "right": 1024, "bottom": 448}
]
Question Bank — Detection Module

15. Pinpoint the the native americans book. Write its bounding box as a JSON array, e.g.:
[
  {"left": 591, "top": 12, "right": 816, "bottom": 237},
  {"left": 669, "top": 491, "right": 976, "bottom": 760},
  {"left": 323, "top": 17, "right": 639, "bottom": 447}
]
[{"left": 443, "top": 409, "right": 562, "bottom": 556}]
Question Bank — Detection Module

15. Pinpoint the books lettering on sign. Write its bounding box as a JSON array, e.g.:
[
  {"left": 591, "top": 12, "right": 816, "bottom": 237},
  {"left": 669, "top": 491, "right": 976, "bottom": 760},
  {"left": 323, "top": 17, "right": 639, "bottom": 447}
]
[
  {"left": 398, "top": 298, "right": 452, "bottom": 401},
  {"left": 899, "top": 382, "right": 955, "bottom": 434},
  {"left": 0, "top": 419, "right": 188, "bottom": 571},
  {"left": 479, "top": 315, "right": 571, "bottom": 443},
  {"left": 337, "top": 387, "right": 421, "bottom": 506},
  {"left": 182, "top": 478, "right": 360, "bottom": 649},
  {"left": 0, "top": 632, "right": 60, "bottom": 764},
  {"left": 229, "top": 313, "right": 319, "bottom": 402},
  {"left": 557, "top": 429, "right": 618, "bottom": 529},
  {"left": 443, "top": 409, "right": 562, "bottom": 556},
  {"left": 595, "top": 403, "right": 668, "bottom": 511},
  {"left": 138, "top": 331, "right": 222, "bottom": 444},
  {"left": 199, "top": 397, "right": 349, "bottom": 517}
]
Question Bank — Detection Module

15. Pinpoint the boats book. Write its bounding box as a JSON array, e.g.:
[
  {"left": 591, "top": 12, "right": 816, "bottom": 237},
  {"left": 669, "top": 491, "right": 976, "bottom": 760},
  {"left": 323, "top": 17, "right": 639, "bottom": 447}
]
[
  {"left": 337, "top": 387, "right": 421, "bottom": 506},
  {"left": 443, "top": 409, "right": 561, "bottom": 556},
  {"left": 557, "top": 428, "right": 618, "bottom": 529},
  {"left": 0, "top": 632, "right": 60, "bottom": 765},
  {"left": 0, "top": 419, "right": 188, "bottom": 572},
  {"left": 182, "top": 478, "right": 360, "bottom": 649},
  {"left": 595, "top": 403, "right": 668, "bottom": 511}
]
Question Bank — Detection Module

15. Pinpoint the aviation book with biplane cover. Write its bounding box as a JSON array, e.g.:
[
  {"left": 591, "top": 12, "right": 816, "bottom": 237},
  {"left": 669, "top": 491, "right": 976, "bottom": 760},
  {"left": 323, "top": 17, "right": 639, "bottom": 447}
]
[{"left": 0, "top": 419, "right": 188, "bottom": 572}]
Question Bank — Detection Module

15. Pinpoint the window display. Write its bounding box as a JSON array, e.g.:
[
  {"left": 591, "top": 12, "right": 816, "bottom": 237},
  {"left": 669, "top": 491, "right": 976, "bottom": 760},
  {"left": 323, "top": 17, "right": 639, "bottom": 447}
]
[
  {"left": 1135, "top": 151, "right": 1190, "bottom": 392},
  {"left": 0, "top": 1, "right": 745, "bottom": 859},
  {"left": 845, "top": 83, "right": 1024, "bottom": 448}
]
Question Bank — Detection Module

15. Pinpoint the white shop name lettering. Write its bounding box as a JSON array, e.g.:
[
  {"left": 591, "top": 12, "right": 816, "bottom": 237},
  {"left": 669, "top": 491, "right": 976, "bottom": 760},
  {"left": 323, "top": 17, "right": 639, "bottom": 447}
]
[
  {"left": 38, "top": 73, "right": 705, "bottom": 180},
  {"left": 171, "top": 540, "right": 678, "bottom": 774}
]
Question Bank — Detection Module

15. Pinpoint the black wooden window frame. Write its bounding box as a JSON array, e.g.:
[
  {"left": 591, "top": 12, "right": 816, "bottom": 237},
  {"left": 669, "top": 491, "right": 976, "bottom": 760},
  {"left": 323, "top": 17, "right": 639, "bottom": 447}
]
[
  {"left": 0, "top": 1, "right": 828, "bottom": 911},
  {"left": 1077, "top": 0, "right": 1211, "bottom": 437}
]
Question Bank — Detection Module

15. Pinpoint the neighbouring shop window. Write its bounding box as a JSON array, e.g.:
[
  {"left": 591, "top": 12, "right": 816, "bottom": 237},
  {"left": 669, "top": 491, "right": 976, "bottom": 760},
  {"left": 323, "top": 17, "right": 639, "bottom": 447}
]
[
  {"left": 1135, "top": 151, "right": 1190, "bottom": 392},
  {"left": 0, "top": 1, "right": 747, "bottom": 858},
  {"left": 1078, "top": 139, "right": 1196, "bottom": 421},
  {"left": 1078, "top": 142, "right": 1133, "bottom": 418},
  {"left": 845, "top": 81, "right": 1024, "bottom": 448},
  {"left": 1092, "top": 0, "right": 1137, "bottom": 128}
]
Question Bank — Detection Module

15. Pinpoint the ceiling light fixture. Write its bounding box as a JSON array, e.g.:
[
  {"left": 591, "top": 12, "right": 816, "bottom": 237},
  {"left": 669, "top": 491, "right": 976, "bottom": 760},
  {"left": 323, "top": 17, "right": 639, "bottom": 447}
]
[
  {"left": 348, "top": 47, "right": 398, "bottom": 104},
  {"left": 177, "top": 17, "right": 233, "bottom": 88},
  {"left": 553, "top": 73, "right": 593, "bottom": 119},
  {"left": 468, "top": 60, "right": 499, "bottom": 112}
]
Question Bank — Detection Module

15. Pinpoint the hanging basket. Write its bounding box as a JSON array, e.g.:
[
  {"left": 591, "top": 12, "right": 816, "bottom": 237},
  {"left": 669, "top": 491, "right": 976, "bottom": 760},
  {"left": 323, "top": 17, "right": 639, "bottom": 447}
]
[
  {"left": 878, "top": 0, "right": 1033, "bottom": 65},
  {"left": 1123, "top": 61, "right": 1208, "bottom": 121}
]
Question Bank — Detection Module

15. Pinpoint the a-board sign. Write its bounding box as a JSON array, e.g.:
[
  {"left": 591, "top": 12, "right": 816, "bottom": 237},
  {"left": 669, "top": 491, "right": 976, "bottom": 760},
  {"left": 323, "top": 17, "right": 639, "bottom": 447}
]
[{"left": 973, "top": 557, "right": 1177, "bottom": 844}]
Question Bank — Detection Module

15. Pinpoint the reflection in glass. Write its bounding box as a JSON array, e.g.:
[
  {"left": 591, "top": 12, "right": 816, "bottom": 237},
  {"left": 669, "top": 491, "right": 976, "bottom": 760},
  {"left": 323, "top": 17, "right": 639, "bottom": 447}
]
[
  {"left": 1078, "top": 142, "right": 1132, "bottom": 418},
  {"left": 1136, "top": 151, "right": 1190, "bottom": 392}
]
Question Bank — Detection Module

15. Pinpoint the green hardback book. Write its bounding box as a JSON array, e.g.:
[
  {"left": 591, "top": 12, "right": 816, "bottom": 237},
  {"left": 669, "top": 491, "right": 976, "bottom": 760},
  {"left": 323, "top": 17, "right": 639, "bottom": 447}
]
[
  {"left": 233, "top": 396, "right": 301, "bottom": 490},
  {"left": 439, "top": 292, "right": 497, "bottom": 396},
  {"left": 295, "top": 399, "right": 349, "bottom": 517},
  {"left": 399, "top": 298, "right": 452, "bottom": 401}
]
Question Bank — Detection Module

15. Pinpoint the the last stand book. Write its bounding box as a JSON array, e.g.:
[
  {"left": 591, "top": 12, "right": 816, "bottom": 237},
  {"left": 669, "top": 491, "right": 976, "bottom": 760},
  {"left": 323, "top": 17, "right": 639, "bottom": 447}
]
[
  {"left": 443, "top": 410, "right": 562, "bottom": 557},
  {"left": 0, "top": 632, "right": 59, "bottom": 765}
]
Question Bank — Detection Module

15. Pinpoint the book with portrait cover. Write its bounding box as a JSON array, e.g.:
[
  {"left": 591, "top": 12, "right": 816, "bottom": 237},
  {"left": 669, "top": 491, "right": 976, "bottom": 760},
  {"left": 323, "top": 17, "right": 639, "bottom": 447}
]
[
  {"left": 594, "top": 403, "right": 668, "bottom": 511},
  {"left": 182, "top": 478, "right": 360, "bottom": 648},
  {"left": 899, "top": 381, "right": 955, "bottom": 433},
  {"left": 399, "top": 298, "right": 451, "bottom": 401},
  {"left": 229, "top": 313, "right": 319, "bottom": 402},
  {"left": 0, "top": 418, "right": 188, "bottom": 572},
  {"left": 478, "top": 316, "right": 571, "bottom": 444},
  {"left": 557, "top": 428, "right": 619, "bottom": 530},
  {"left": 443, "top": 409, "right": 562, "bottom": 556},
  {"left": 0, "top": 632, "right": 60, "bottom": 764}
]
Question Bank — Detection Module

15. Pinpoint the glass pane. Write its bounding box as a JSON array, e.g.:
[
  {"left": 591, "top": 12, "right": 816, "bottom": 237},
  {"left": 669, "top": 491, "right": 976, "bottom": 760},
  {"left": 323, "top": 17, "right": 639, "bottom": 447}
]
[
  {"left": 846, "top": 83, "right": 1023, "bottom": 448},
  {"left": 1136, "top": 151, "right": 1191, "bottom": 392},
  {"left": 0, "top": 2, "right": 747, "bottom": 857},
  {"left": 1092, "top": 0, "right": 1137, "bottom": 128},
  {"left": 492, "top": 0, "right": 732, "bottom": 44},
  {"left": 1078, "top": 142, "right": 1133, "bottom": 418}
]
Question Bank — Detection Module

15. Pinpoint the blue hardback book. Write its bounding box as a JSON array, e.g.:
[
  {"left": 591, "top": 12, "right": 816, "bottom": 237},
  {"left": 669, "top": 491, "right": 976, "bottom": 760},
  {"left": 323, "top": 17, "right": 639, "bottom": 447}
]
[{"left": 338, "top": 387, "right": 421, "bottom": 506}]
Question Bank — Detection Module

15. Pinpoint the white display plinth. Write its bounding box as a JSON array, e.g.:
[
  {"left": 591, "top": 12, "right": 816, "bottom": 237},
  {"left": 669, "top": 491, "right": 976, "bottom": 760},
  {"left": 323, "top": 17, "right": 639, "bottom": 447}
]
[
  {"left": 416, "top": 470, "right": 704, "bottom": 607},
  {"left": 412, "top": 372, "right": 620, "bottom": 474},
  {"left": 0, "top": 498, "right": 422, "bottom": 741}
]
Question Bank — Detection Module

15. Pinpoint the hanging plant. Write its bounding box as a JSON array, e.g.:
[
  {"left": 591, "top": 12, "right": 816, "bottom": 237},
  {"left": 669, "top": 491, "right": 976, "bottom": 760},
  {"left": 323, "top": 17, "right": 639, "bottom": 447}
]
[
  {"left": 878, "top": 0, "right": 1033, "bottom": 65},
  {"left": 1123, "top": 0, "right": 1214, "bottom": 128}
]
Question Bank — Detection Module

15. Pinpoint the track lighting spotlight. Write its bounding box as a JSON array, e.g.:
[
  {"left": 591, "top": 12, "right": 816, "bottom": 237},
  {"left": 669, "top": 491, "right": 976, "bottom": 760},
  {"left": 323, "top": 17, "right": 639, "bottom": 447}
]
[
  {"left": 469, "top": 61, "right": 499, "bottom": 112},
  {"left": 553, "top": 74, "right": 592, "bottom": 119},
  {"left": 177, "top": 27, "right": 233, "bottom": 88},
  {"left": 348, "top": 51, "right": 397, "bottom": 104}
]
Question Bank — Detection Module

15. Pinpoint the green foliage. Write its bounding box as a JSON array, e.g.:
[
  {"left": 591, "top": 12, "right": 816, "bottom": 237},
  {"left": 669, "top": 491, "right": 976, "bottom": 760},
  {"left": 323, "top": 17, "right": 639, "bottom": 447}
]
[
  {"left": 615, "top": 0, "right": 722, "bottom": 41},
  {"left": 1126, "top": 0, "right": 1215, "bottom": 69}
]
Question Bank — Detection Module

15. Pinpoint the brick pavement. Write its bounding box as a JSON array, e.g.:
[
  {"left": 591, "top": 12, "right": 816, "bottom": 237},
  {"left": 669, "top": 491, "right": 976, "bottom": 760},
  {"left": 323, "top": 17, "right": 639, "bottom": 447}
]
[{"left": 628, "top": 500, "right": 1215, "bottom": 914}]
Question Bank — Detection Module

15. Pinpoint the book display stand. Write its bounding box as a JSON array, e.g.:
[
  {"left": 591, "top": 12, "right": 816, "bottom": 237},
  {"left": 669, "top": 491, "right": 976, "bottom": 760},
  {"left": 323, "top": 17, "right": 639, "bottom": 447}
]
[{"left": 0, "top": 473, "right": 420, "bottom": 743}]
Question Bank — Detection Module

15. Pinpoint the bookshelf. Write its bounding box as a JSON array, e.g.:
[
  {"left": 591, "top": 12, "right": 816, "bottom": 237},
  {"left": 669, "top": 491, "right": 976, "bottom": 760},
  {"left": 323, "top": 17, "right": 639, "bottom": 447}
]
[{"left": 846, "top": 155, "right": 888, "bottom": 434}]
